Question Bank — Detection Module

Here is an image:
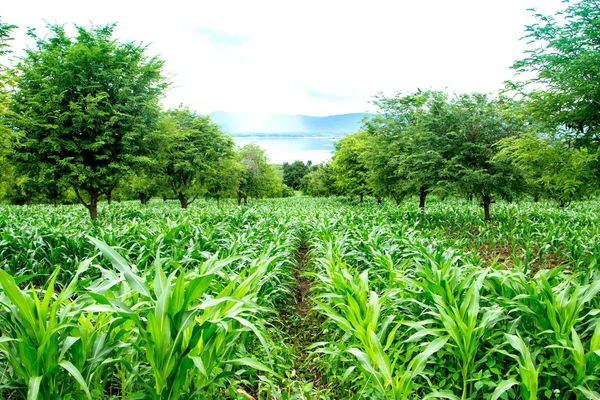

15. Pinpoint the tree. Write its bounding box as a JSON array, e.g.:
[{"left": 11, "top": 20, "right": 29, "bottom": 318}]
[
  {"left": 9, "top": 24, "right": 167, "bottom": 218},
  {"left": 448, "top": 94, "right": 527, "bottom": 221},
  {"left": 303, "top": 162, "right": 336, "bottom": 197},
  {"left": 0, "top": 18, "right": 16, "bottom": 199},
  {"left": 237, "top": 143, "right": 283, "bottom": 204},
  {"left": 282, "top": 160, "right": 310, "bottom": 190},
  {"left": 363, "top": 90, "right": 455, "bottom": 209},
  {"left": 205, "top": 157, "right": 241, "bottom": 206},
  {"left": 154, "top": 107, "right": 235, "bottom": 209},
  {"left": 510, "top": 0, "right": 600, "bottom": 151},
  {"left": 359, "top": 127, "right": 408, "bottom": 204},
  {"left": 331, "top": 131, "right": 371, "bottom": 202},
  {"left": 118, "top": 170, "right": 161, "bottom": 205},
  {"left": 497, "top": 133, "right": 598, "bottom": 206}
]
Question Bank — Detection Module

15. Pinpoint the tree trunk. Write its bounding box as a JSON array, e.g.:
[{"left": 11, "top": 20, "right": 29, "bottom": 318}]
[
  {"left": 393, "top": 195, "right": 400, "bottom": 205},
  {"left": 377, "top": 197, "right": 382, "bottom": 205},
  {"left": 89, "top": 192, "right": 98, "bottom": 220},
  {"left": 25, "top": 198, "right": 31, "bottom": 206},
  {"left": 178, "top": 192, "right": 188, "bottom": 209},
  {"left": 163, "top": 195, "right": 167, "bottom": 202},
  {"left": 468, "top": 193, "right": 473, "bottom": 202},
  {"left": 106, "top": 191, "right": 112, "bottom": 205},
  {"left": 419, "top": 186, "right": 427, "bottom": 210},
  {"left": 482, "top": 193, "right": 491, "bottom": 222},
  {"left": 360, "top": 193, "right": 364, "bottom": 203},
  {"left": 244, "top": 196, "right": 247, "bottom": 205},
  {"left": 238, "top": 196, "right": 242, "bottom": 206}
]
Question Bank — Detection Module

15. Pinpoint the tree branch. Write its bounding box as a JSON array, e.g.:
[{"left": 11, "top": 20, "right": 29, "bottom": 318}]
[{"left": 74, "top": 187, "right": 90, "bottom": 208}]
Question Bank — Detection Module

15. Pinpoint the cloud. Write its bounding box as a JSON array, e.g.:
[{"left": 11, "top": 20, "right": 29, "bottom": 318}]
[
  {"left": 3, "top": 0, "right": 567, "bottom": 116},
  {"left": 305, "top": 88, "right": 357, "bottom": 102},
  {"left": 194, "top": 27, "right": 247, "bottom": 47}
]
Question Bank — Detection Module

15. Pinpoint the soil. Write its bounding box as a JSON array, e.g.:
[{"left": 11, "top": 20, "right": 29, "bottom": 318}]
[
  {"left": 283, "top": 244, "right": 325, "bottom": 390},
  {"left": 293, "top": 245, "right": 312, "bottom": 316},
  {"left": 478, "top": 244, "right": 566, "bottom": 275}
]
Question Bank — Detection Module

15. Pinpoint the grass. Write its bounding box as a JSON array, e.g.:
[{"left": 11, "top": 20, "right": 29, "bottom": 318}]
[{"left": 0, "top": 197, "right": 599, "bottom": 399}]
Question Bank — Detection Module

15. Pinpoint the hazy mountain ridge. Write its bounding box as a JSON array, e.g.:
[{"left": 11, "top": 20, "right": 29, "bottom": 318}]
[{"left": 210, "top": 111, "right": 368, "bottom": 134}]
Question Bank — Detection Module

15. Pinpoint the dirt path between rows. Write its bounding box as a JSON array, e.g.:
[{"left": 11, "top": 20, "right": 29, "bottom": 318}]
[
  {"left": 292, "top": 245, "right": 312, "bottom": 316},
  {"left": 284, "top": 243, "right": 325, "bottom": 392}
]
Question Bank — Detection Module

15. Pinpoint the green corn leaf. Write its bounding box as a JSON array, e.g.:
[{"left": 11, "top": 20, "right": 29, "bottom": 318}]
[
  {"left": 27, "top": 376, "right": 42, "bottom": 400},
  {"left": 88, "top": 236, "right": 152, "bottom": 298},
  {"left": 59, "top": 360, "right": 92, "bottom": 400}
]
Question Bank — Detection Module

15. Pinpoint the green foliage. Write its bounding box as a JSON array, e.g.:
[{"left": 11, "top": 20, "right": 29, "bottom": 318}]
[
  {"left": 355, "top": 91, "right": 527, "bottom": 217},
  {"left": 205, "top": 157, "right": 242, "bottom": 204},
  {"left": 153, "top": 107, "right": 236, "bottom": 208},
  {"left": 363, "top": 90, "right": 455, "bottom": 206},
  {"left": 8, "top": 23, "right": 167, "bottom": 218},
  {"left": 0, "top": 200, "right": 301, "bottom": 398},
  {"left": 303, "top": 162, "right": 336, "bottom": 197},
  {"left": 237, "top": 143, "right": 284, "bottom": 202},
  {"left": 308, "top": 198, "right": 600, "bottom": 399},
  {"left": 510, "top": 0, "right": 600, "bottom": 151},
  {"left": 0, "top": 18, "right": 16, "bottom": 200},
  {"left": 497, "top": 134, "right": 599, "bottom": 205},
  {"left": 283, "top": 160, "right": 311, "bottom": 190},
  {"left": 447, "top": 94, "right": 527, "bottom": 219},
  {"left": 281, "top": 184, "right": 296, "bottom": 198},
  {"left": 1, "top": 198, "right": 600, "bottom": 398},
  {"left": 119, "top": 170, "right": 162, "bottom": 204},
  {"left": 331, "top": 131, "right": 371, "bottom": 201}
]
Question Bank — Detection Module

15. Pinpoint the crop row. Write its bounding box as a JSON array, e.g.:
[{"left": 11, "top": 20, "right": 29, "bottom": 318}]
[{"left": 1, "top": 198, "right": 599, "bottom": 399}]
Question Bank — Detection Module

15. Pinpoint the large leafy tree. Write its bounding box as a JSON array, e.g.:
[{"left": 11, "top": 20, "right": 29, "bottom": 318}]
[
  {"left": 510, "top": 0, "right": 600, "bottom": 150},
  {"left": 331, "top": 131, "right": 371, "bottom": 202},
  {"left": 154, "top": 107, "right": 235, "bottom": 209},
  {"left": 364, "top": 90, "right": 455, "bottom": 208},
  {"left": 448, "top": 94, "right": 527, "bottom": 221},
  {"left": 9, "top": 24, "right": 167, "bottom": 218}
]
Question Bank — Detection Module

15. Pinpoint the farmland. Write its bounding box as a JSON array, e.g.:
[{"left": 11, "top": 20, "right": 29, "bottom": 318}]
[{"left": 1, "top": 197, "right": 599, "bottom": 399}]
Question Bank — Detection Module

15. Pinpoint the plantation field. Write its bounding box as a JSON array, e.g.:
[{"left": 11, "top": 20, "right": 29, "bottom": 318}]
[{"left": 0, "top": 198, "right": 599, "bottom": 399}]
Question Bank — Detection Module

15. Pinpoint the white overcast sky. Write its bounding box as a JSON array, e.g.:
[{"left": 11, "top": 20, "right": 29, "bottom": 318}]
[{"left": 3, "top": 0, "right": 565, "bottom": 116}]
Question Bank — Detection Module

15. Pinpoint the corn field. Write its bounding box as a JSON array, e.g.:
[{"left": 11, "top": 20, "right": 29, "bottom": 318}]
[{"left": 0, "top": 198, "right": 599, "bottom": 399}]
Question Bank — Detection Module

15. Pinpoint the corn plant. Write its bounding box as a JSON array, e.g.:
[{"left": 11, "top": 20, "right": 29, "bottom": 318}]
[{"left": 0, "top": 261, "right": 93, "bottom": 399}]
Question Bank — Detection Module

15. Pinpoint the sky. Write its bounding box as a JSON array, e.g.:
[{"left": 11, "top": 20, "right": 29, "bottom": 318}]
[{"left": 3, "top": 0, "right": 566, "bottom": 117}]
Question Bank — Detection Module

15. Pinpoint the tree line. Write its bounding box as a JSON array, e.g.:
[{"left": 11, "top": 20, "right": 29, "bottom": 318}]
[
  {"left": 298, "top": 0, "right": 600, "bottom": 220},
  {"left": 2, "top": 0, "right": 599, "bottom": 220},
  {"left": 0, "top": 23, "right": 290, "bottom": 218}
]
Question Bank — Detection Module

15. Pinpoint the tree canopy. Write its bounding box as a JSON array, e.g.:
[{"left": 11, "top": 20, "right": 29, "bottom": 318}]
[
  {"left": 0, "top": 19, "right": 16, "bottom": 199},
  {"left": 283, "top": 160, "right": 311, "bottom": 191},
  {"left": 237, "top": 143, "right": 283, "bottom": 204},
  {"left": 153, "top": 107, "right": 235, "bottom": 208},
  {"left": 331, "top": 131, "right": 371, "bottom": 202},
  {"left": 497, "top": 133, "right": 598, "bottom": 206},
  {"left": 510, "top": 0, "right": 600, "bottom": 150},
  {"left": 9, "top": 24, "right": 167, "bottom": 218}
]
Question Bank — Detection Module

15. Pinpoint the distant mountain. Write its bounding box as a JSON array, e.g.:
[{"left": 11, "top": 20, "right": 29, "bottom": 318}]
[{"left": 210, "top": 111, "right": 369, "bottom": 134}]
